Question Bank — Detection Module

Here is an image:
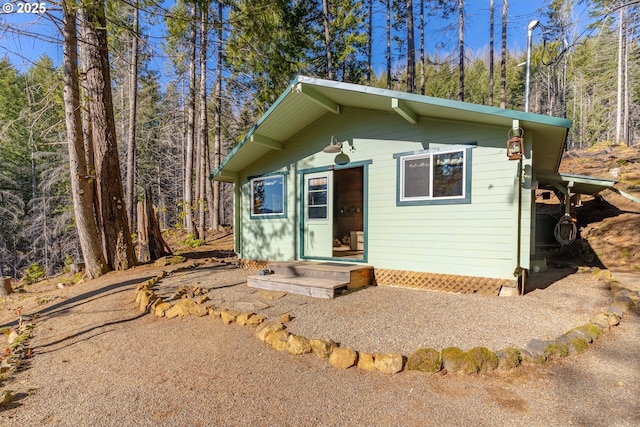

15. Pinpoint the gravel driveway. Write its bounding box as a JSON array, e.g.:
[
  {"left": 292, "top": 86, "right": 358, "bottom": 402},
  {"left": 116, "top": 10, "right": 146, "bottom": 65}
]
[{"left": 0, "top": 260, "right": 638, "bottom": 426}]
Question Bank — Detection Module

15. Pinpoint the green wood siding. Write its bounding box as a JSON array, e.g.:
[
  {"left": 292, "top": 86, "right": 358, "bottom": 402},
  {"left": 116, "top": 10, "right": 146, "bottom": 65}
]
[{"left": 238, "top": 107, "right": 531, "bottom": 280}]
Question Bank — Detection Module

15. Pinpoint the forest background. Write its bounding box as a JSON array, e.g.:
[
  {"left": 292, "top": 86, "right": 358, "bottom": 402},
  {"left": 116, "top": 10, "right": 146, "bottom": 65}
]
[{"left": 0, "top": 0, "right": 638, "bottom": 281}]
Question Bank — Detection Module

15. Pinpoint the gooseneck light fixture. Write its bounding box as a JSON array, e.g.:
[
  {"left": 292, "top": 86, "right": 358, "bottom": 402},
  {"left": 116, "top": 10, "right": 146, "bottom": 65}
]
[{"left": 323, "top": 135, "right": 351, "bottom": 165}]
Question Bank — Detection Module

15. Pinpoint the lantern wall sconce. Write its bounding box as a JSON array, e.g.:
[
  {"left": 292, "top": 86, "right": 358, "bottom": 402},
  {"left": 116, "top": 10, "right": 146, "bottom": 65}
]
[
  {"left": 323, "top": 135, "right": 352, "bottom": 165},
  {"left": 507, "top": 127, "right": 524, "bottom": 160}
]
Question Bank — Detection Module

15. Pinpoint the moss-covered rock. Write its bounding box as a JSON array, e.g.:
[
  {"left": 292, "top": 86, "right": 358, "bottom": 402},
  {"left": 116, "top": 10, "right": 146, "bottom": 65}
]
[
  {"left": 544, "top": 342, "right": 570, "bottom": 359},
  {"left": 406, "top": 348, "right": 442, "bottom": 373},
  {"left": 561, "top": 331, "right": 590, "bottom": 354},
  {"left": 574, "top": 323, "right": 601, "bottom": 340},
  {"left": 495, "top": 348, "right": 521, "bottom": 370},
  {"left": 468, "top": 347, "right": 499, "bottom": 373},
  {"left": 441, "top": 347, "right": 478, "bottom": 375}
]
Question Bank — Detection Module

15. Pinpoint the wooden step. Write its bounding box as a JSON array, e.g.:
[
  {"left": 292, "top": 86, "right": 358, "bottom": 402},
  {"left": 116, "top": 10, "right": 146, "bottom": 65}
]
[
  {"left": 247, "top": 274, "right": 347, "bottom": 299},
  {"left": 267, "top": 261, "right": 373, "bottom": 289}
]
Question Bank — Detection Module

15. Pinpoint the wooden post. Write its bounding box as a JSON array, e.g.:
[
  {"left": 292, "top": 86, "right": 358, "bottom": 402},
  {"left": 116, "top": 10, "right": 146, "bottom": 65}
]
[{"left": 0, "top": 277, "right": 13, "bottom": 296}]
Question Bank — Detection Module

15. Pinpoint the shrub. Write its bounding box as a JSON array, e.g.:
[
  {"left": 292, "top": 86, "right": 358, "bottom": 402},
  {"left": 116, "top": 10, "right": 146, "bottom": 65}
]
[{"left": 22, "top": 263, "right": 45, "bottom": 285}]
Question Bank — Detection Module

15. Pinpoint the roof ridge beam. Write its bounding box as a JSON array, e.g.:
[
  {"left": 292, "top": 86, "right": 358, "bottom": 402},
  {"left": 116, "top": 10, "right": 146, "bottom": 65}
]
[
  {"left": 250, "top": 133, "right": 283, "bottom": 151},
  {"left": 392, "top": 98, "right": 418, "bottom": 124},
  {"left": 295, "top": 83, "right": 340, "bottom": 114}
]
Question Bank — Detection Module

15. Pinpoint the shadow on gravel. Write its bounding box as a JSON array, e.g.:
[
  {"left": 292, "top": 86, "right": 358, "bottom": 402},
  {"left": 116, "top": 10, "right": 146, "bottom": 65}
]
[
  {"left": 0, "top": 391, "right": 30, "bottom": 412},
  {"left": 34, "top": 312, "right": 147, "bottom": 355},
  {"left": 0, "top": 276, "right": 154, "bottom": 330},
  {"left": 178, "top": 249, "right": 237, "bottom": 260}
]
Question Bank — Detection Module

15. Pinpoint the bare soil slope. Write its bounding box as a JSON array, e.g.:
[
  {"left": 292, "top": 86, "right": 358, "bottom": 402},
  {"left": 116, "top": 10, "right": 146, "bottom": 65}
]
[{"left": 559, "top": 144, "right": 640, "bottom": 272}]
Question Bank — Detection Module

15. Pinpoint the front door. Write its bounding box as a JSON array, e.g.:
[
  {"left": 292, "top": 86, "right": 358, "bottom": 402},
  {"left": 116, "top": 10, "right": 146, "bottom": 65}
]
[{"left": 302, "top": 171, "right": 333, "bottom": 257}]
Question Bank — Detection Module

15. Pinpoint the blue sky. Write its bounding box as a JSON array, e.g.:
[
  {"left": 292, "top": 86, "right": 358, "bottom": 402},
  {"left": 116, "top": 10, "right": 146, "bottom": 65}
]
[{"left": 0, "top": 1, "right": 589, "bottom": 77}]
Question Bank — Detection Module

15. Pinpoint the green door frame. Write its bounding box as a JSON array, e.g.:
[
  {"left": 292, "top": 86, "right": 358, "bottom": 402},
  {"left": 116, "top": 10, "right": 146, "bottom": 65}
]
[{"left": 298, "top": 160, "right": 371, "bottom": 263}]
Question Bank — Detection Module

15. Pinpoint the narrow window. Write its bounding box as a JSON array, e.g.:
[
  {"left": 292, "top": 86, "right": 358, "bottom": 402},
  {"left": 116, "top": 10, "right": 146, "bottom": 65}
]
[{"left": 251, "top": 174, "right": 285, "bottom": 216}]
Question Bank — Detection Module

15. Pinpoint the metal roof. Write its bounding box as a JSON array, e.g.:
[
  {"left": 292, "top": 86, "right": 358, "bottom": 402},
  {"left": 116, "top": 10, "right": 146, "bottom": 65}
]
[
  {"left": 537, "top": 172, "right": 618, "bottom": 196},
  {"left": 213, "top": 75, "right": 573, "bottom": 182}
]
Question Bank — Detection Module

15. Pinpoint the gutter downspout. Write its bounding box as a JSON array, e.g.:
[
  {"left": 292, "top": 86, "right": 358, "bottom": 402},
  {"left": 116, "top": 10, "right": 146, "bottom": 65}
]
[
  {"left": 234, "top": 179, "right": 242, "bottom": 259},
  {"left": 516, "top": 157, "right": 524, "bottom": 295}
]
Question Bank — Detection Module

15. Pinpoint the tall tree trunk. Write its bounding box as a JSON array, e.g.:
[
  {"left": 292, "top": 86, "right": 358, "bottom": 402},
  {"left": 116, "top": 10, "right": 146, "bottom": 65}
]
[
  {"left": 126, "top": 0, "right": 140, "bottom": 233},
  {"left": 615, "top": 5, "right": 625, "bottom": 146},
  {"left": 499, "top": 0, "right": 507, "bottom": 108},
  {"left": 386, "top": 0, "right": 391, "bottom": 89},
  {"left": 419, "top": 0, "right": 425, "bottom": 95},
  {"left": 406, "top": 0, "right": 415, "bottom": 93},
  {"left": 61, "top": 0, "right": 108, "bottom": 279},
  {"left": 211, "top": 0, "right": 223, "bottom": 231},
  {"left": 322, "top": 0, "right": 333, "bottom": 79},
  {"left": 184, "top": 4, "right": 197, "bottom": 236},
  {"left": 489, "top": 0, "right": 494, "bottom": 106},
  {"left": 623, "top": 27, "right": 630, "bottom": 145},
  {"left": 458, "top": 0, "right": 464, "bottom": 102},
  {"left": 78, "top": 0, "right": 136, "bottom": 270},
  {"left": 197, "top": 1, "right": 209, "bottom": 238}
]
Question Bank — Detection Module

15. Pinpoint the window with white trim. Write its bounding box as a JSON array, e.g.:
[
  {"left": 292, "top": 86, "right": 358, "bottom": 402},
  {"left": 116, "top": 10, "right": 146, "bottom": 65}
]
[
  {"left": 251, "top": 174, "right": 285, "bottom": 217},
  {"left": 396, "top": 146, "right": 471, "bottom": 205}
]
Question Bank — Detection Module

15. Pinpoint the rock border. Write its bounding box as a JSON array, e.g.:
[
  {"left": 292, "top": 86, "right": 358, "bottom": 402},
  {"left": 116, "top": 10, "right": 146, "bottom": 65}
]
[{"left": 133, "top": 264, "right": 639, "bottom": 376}]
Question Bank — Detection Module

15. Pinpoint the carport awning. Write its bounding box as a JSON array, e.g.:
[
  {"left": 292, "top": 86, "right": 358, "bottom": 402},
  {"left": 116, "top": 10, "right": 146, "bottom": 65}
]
[{"left": 537, "top": 172, "right": 617, "bottom": 196}]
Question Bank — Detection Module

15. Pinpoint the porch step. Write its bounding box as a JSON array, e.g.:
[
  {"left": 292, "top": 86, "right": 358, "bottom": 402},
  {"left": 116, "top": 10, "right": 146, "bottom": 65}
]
[
  {"left": 247, "top": 275, "right": 347, "bottom": 299},
  {"left": 247, "top": 261, "right": 373, "bottom": 299}
]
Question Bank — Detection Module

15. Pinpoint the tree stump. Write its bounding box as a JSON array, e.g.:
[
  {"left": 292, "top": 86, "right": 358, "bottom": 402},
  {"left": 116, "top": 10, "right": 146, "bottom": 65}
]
[{"left": 0, "top": 277, "right": 14, "bottom": 296}]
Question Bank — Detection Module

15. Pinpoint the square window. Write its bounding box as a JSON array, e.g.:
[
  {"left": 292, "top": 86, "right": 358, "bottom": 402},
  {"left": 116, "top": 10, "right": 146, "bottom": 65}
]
[
  {"left": 251, "top": 174, "right": 285, "bottom": 217},
  {"left": 396, "top": 146, "right": 471, "bottom": 205}
]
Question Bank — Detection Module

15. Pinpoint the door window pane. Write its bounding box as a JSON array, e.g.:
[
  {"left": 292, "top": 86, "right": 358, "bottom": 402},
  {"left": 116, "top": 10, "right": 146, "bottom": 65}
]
[{"left": 307, "top": 176, "right": 328, "bottom": 219}]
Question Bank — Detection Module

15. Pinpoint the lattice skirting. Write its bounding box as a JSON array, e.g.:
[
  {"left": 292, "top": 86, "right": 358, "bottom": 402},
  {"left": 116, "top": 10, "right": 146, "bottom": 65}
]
[
  {"left": 240, "top": 259, "right": 270, "bottom": 271},
  {"left": 373, "top": 268, "right": 515, "bottom": 296}
]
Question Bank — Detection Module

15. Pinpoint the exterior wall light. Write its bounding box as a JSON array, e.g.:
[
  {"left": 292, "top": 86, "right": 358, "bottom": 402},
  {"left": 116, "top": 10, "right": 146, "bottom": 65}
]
[{"left": 507, "top": 128, "right": 524, "bottom": 160}]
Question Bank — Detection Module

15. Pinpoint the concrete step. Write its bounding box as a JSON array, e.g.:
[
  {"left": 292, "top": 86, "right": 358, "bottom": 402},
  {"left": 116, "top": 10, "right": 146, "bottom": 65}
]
[
  {"left": 247, "top": 274, "right": 348, "bottom": 299},
  {"left": 266, "top": 261, "right": 373, "bottom": 289}
]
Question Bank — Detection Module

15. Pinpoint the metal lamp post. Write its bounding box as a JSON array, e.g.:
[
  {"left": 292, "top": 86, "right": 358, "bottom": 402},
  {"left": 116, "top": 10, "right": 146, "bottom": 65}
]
[{"left": 524, "top": 20, "right": 540, "bottom": 113}]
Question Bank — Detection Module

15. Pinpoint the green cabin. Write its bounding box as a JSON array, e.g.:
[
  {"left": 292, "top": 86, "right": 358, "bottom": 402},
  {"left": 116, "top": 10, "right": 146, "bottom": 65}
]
[{"left": 212, "top": 76, "right": 611, "bottom": 296}]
